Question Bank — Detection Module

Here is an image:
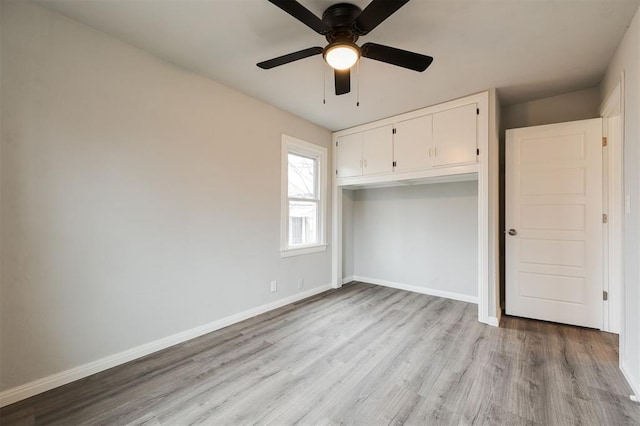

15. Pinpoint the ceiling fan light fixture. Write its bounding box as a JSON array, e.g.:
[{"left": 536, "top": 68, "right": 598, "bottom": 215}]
[
  {"left": 324, "top": 42, "right": 360, "bottom": 70},
  {"left": 259, "top": 0, "right": 433, "bottom": 96}
]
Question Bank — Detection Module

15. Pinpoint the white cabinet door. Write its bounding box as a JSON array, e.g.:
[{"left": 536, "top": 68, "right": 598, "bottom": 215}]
[
  {"left": 363, "top": 125, "right": 393, "bottom": 175},
  {"left": 336, "top": 132, "right": 363, "bottom": 178},
  {"left": 432, "top": 103, "right": 477, "bottom": 167},
  {"left": 393, "top": 115, "right": 432, "bottom": 172}
]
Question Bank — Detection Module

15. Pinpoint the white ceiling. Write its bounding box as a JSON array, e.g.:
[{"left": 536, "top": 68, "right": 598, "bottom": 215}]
[{"left": 36, "top": 0, "right": 640, "bottom": 131}]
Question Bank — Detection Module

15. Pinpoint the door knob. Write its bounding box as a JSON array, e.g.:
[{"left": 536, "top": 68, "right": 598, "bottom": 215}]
[{"left": 508, "top": 229, "right": 517, "bottom": 236}]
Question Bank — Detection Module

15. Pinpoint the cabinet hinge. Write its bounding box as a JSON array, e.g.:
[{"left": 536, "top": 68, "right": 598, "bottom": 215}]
[
  {"left": 336, "top": 170, "right": 338, "bottom": 176},
  {"left": 603, "top": 291, "right": 608, "bottom": 301},
  {"left": 336, "top": 141, "right": 338, "bottom": 147},
  {"left": 603, "top": 213, "right": 608, "bottom": 224},
  {"left": 392, "top": 128, "right": 396, "bottom": 135},
  {"left": 602, "top": 137, "right": 607, "bottom": 147},
  {"left": 393, "top": 161, "right": 397, "bottom": 168},
  {"left": 476, "top": 108, "right": 480, "bottom": 115}
]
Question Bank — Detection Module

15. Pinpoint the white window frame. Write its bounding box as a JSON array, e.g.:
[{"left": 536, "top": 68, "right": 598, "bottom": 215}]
[{"left": 281, "top": 134, "right": 328, "bottom": 257}]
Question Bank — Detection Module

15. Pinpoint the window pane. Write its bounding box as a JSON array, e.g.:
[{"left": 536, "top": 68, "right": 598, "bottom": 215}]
[
  {"left": 288, "top": 153, "right": 316, "bottom": 199},
  {"left": 288, "top": 200, "right": 318, "bottom": 246}
]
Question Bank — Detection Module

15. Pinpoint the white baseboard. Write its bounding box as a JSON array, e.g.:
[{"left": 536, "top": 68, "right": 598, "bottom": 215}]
[
  {"left": 342, "top": 275, "right": 356, "bottom": 285},
  {"left": 353, "top": 275, "right": 478, "bottom": 304},
  {"left": 485, "top": 308, "right": 502, "bottom": 327},
  {"left": 486, "top": 316, "right": 500, "bottom": 327},
  {"left": 621, "top": 360, "right": 640, "bottom": 401},
  {"left": 0, "top": 284, "right": 333, "bottom": 408}
]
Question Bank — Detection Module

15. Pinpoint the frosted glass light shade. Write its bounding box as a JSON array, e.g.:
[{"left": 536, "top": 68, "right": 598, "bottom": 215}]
[{"left": 324, "top": 44, "right": 360, "bottom": 70}]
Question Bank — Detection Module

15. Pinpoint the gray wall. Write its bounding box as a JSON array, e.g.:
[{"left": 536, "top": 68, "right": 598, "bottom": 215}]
[
  {"left": 501, "top": 87, "right": 601, "bottom": 131},
  {"left": 601, "top": 6, "right": 640, "bottom": 396},
  {"left": 350, "top": 182, "right": 478, "bottom": 298},
  {"left": 0, "top": 2, "right": 332, "bottom": 392},
  {"left": 341, "top": 190, "right": 355, "bottom": 280}
]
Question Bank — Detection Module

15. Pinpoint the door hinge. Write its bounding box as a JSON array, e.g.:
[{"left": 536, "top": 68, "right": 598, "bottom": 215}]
[
  {"left": 392, "top": 128, "right": 396, "bottom": 135},
  {"left": 603, "top": 213, "right": 608, "bottom": 224},
  {"left": 393, "top": 161, "right": 397, "bottom": 168},
  {"left": 336, "top": 170, "right": 338, "bottom": 176},
  {"left": 476, "top": 108, "right": 480, "bottom": 115},
  {"left": 602, "top": 137, "right": 607, "bottom": 147},
  {"left": 603, "top": 291, "right": 608, "bottom": 301},
  {"left": 476, "top": 148, "right": 480, "bottom": 155}
]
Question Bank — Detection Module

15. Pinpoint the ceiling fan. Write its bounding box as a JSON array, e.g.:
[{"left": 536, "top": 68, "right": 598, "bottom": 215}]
[{"left": 257, "top": 0, "right": 433, "bottom": 96}]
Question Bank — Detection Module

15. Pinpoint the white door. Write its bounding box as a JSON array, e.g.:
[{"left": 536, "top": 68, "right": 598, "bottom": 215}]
[
  {"left": 362, "top": 125, "right": 393, "bottom": 175},
  {"left": 336, "top": 132, "right": 362, "bottom": 178},
  {"left": 506, "top": 118, "right": 603, "bottom": 329},
  {"left": 394, "top": 115, "right": 432, "bottom": 172}
]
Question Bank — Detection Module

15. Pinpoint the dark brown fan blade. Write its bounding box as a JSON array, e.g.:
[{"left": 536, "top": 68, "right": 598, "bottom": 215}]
[
  {"left": 268, "top": 0, "right": 329, "bottom": 34},
  {"left": 335, "top": 69, "right": 351, "bottom": 95},
  {"left": 361, "top": 43, "right": 433, "bottom": 72},
  {"left": 257, "top": 47, "right": 323, "bottom": 69},
  {"left": 354, "top": 0, "right": 410, "bottom": 35}
]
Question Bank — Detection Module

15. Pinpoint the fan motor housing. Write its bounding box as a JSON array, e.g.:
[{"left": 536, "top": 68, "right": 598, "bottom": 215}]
[{"left": 322, "top": 3, "right": 362, "bottom": 43}]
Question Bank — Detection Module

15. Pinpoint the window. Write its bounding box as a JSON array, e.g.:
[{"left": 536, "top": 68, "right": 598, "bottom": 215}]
[{"left": 281, "top": 135, "right": 328, "bottom": 257}]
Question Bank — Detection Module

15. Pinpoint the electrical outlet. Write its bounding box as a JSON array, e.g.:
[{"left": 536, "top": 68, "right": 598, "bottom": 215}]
[
  {"left": 626, "top": 195, "right": 631, "bottom": 214},
  {"left": 270, "top": 280, "right": 277, "bottom": 293},
  {"left": 297, "top": 279, "right": 304, "bottom": 290}
]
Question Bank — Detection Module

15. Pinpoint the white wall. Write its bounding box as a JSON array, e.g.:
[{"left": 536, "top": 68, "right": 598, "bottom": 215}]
[
  {"left": 0, "top": 1, "right": 332, "bottom": 395},
  {"left": 601, "top": 6, "right": 640, "bottom": 397},
  {"left": 351, "top": 182, "right": 478, "bottom": 300}
]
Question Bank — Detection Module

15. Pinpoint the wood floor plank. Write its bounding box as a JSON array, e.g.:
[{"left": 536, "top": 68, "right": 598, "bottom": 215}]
[{"left": 1, "top": 282, "right": 639, "bottom": 425}]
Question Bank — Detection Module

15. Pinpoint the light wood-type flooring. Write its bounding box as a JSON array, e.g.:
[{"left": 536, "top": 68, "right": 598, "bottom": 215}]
[{"left": 2, "top": 282, "right": 639, "bottom": 425}]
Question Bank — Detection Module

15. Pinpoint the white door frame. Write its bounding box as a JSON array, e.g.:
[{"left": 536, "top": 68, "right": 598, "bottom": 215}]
[{"left": 600, "top": 76, "right": 624, "bottom": 334}]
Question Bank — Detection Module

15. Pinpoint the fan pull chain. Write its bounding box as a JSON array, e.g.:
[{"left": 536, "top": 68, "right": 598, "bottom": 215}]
[
  {"left": 356, "top": 61, "right": 360, "bottom": 107},
  {"left": 323, "top": 63, "right": 327, "bottom": 105}
]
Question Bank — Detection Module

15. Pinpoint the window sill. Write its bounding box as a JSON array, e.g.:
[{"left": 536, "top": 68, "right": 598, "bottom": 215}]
[{"left": 281, "top": 244, "right": 328, "bottom": 258}]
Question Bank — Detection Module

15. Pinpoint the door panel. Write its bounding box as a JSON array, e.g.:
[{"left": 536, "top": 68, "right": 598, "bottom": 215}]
[
  {"left": 336, "top": 132, "right": 362, "bottom": 178},
  {"left": 432, "top": 103, "right": 477, "bottom": 167},
  {"left": 520, "top": 239, "right": 585, "bottom": 267},
  {"left": 520, "top": 204, "right": 586, "bottom": 230},
  {"left": 506, "top": 118, "right": 602, "bottom": 329},
  {"left": 518, "top": 273, "right": 586, "bottom": 304},
  {"left": 521, "top": 169, "right": 585, "bottom": 195},
  {"left": 393, "top": 116, "right": 432, "bottom": 172},
  {"left": 520, "top": 133, "right": 585, "bottom": 163},
  {"left": 363, "top": 125, "right": 393, "bottom": 175}
]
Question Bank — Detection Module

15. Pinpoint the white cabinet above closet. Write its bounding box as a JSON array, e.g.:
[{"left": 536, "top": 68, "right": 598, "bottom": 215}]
[
  {"left": 334, "top": 96, "right": 482, "bottom": 188},
  {"left": 363, "top": 125, "right": 393, "bottom": 175},
  {"left": 335, "top": 132, "right": 362, "bottom": 178},
  {"left": 432, "top": 103, "right": 478, "bottom": 168},
  {"left": 336, "top": 125, "right": 393, "bottom": 178},
  {"left": 394, "top": 115, "right": 432, "bottom": 172}
]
